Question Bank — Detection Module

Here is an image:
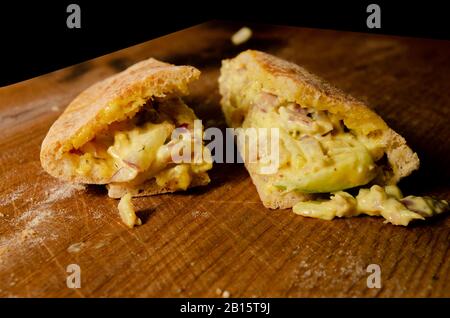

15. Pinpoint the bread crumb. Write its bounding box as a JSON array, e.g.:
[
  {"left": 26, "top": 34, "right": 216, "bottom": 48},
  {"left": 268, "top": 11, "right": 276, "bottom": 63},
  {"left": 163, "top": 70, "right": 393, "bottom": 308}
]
[
  {"left": 215, "top": 288, "right": 222, "bottom": 295},
  {"left": 51, "top": 106, "right": 60, "bottom": 112},
  {"left": 94, "top": 241, "right": 106, "bottom": 249},
  {"left": 231, "top": 27, "right": 252, "bottom": 45},
  {"left": 222, "top": 290, "right": 231, "bottom": 298},
  {"left": 67, "top": 242, "right": 85, "bottom": 253}
]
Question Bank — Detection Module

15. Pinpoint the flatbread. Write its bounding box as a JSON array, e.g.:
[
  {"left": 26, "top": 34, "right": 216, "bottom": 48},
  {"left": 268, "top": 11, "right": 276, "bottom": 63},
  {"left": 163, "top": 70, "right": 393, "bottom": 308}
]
[
  {"left": 219, "top": 50, "right": 419, "bottom": 209},
  {"left": 41, "top": 57, "right": 209, "bottom": 197}
]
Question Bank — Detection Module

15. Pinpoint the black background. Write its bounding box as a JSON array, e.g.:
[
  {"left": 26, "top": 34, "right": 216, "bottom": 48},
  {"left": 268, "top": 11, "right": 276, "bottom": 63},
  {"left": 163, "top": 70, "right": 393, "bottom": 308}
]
[
  {"left": 0, "top": 298, "right": 446, "bottom": 316},
  {"left": 1, "top": 0, "right": 449, "bottom": 86}
]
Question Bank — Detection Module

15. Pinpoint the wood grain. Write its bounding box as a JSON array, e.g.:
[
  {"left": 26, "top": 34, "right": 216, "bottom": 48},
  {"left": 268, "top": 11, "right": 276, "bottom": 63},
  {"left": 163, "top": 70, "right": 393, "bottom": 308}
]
[{"left": 0, "top": 21, "right": 449, "bottom": 298}]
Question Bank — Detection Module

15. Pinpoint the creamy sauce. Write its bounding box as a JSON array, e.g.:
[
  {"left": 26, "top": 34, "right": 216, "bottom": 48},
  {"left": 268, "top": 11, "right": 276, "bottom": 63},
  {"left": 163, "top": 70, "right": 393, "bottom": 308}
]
[
  {"left": 293, "top": 185, "right": 448, "bottom": 226},
  {"left": 226, "top": 86, "right": 448, "bottom": 226},
  {"left": 244, "top": 93, "right": 380, "bottom": 193},
  {"left": 118, "top": 193, "right": 141, "bottom": 228},
  {"left": 65, "top": 97, "right": 212, "bottom": 227},
  {"left": 70, "top": 97, "right": 212, "bottom": 191}
]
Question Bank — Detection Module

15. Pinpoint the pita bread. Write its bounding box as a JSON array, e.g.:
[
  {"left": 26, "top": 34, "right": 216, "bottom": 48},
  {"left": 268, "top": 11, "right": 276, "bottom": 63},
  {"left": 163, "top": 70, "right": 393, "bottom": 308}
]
[
  {"left": 41, "top": 57, "right": 211, "bottom": 197},
  {"left": 219, "top": 50, "right": 419, "bottom": 209}
]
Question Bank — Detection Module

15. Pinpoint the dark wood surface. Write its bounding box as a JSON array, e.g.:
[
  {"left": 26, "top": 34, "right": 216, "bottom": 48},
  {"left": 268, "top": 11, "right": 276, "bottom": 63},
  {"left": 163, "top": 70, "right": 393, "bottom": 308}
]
[{"left": 0, "top": 21, "right": 449, "bottom": 297}]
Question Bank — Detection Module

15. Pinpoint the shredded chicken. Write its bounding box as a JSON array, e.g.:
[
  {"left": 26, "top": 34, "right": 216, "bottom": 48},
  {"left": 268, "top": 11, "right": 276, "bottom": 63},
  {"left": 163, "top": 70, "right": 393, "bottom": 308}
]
[
  {"left": 293, "top": 185, "right": 449, "bottom": 226},
  {"left": 118, "top": 193, "right": 142, "bottom": 228}
]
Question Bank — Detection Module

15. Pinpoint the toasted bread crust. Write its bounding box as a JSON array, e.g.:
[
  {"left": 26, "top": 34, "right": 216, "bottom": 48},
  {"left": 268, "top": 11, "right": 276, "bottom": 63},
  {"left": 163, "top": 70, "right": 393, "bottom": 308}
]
[
  {"left": 220, "top": 50, "right": 390, "bottom": 134},
  {"left": 219, "top": 50, "right": 419, "bottom": 208},
  {"left": 40, "top": 58, "right": 201, "bottom": 184}
]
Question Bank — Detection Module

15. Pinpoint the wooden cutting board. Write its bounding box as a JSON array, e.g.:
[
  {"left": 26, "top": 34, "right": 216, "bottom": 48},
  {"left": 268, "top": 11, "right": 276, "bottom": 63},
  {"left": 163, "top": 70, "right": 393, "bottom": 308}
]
[{"left": 1, "top": 21, "right": 449, "bottom": 298}]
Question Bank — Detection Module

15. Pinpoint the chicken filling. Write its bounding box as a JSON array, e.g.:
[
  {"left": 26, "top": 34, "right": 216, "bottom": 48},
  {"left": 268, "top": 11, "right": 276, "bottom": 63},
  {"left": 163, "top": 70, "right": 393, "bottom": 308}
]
[
  {"left": 243, "top": 92, "right": 383, "bottom": 193},
  {"left": 66, "top": 97, "right": 212, "bottom": 193},
  {"left": 238, "top": 91, "right": 447, "bottom": 225},
  {"left": 293, "top": 185, "right": 449, "bottom": 226}
]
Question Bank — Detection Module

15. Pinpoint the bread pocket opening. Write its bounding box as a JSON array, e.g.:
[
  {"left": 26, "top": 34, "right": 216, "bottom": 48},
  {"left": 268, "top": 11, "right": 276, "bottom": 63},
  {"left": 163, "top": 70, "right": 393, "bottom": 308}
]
[{"left": 62, "top": 97, "right": 212, "bottom": 192}]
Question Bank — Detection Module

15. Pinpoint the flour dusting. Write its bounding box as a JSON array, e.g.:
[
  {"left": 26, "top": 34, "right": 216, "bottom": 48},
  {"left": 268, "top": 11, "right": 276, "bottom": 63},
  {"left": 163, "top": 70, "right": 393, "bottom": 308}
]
[
  {"left": 26, "top": 210, "right": 53, "bottom": 228},
  {"left": 42, "top": 183, "right": 80, "bottom": 205},
  {"left": 0, "top": 181, "right": 84, "bottom": 270},
  {"left": 0, "top": 184, "right": 26, "bottom": 207}
]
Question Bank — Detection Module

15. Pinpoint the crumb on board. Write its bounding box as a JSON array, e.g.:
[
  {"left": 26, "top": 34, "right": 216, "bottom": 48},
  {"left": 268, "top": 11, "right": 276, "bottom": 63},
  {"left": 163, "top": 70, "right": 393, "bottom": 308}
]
[
  {"left": 231, "top": 27, "right": 252, "bottom": 45},
  {"left": 94, "top": 241, "right": 106, "bottom": 249},
  {"left": 67, "top": 242, "right": 85, "bottom": 253},
  {"left": 118, "top": 193, "right": 142, "bottom": 228},
  {"left": 222, "top": 290, "right": 231, "bottom": 298},
  {"left": 215, "top": 288, "right": 231, "bottom": 298}
]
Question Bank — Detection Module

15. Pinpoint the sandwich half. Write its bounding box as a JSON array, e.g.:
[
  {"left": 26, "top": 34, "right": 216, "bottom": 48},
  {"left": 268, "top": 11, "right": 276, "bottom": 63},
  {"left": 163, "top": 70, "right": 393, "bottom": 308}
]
[
  {"left": 219, "top": 50, "right": 447, "bottom": 225},
  {"left": 41, "top": 58, "right": 212, "bottom": 203}
]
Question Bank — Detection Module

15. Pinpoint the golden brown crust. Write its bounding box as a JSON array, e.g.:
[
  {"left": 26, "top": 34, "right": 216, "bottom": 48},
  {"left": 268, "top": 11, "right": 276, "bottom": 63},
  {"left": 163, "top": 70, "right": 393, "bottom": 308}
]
[
  {"left": 219, "top": 50, "right": 389, "bottom": 133},
  {"left": 40, "top": 58, "right": 200, "bottom": 184},
  {"left": 383, "top": 129, "right": 420, "bottom": 184},
  {"left": 219, "top": 50, "right": 419, "bottom": 208}
]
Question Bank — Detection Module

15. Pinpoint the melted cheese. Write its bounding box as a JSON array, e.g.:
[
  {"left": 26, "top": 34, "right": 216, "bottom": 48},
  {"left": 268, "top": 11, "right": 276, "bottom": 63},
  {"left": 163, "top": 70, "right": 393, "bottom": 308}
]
[
  {"left": 107, "top": 121, "right": 174, "bottom": 182},
  {"left": 118, "top": 193, "right": 142, "bottom": 228},
  {"left": 69, "top": 97, "right": 212, "bottom": 195},
  {"left": 237, "top": 92, "right": 448, "bottom": 225},
  {"left": 69, "top": 98, "right": 147, "bottom": 151},
  {"left": 155, "top": 164, "right": 192, "bottom": 190},
  {"left": 293, "top": 185, "right": 448, "bottom": 226},
  {"left": 244, "top": 93, "right": 378, "bottom": 193}
]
